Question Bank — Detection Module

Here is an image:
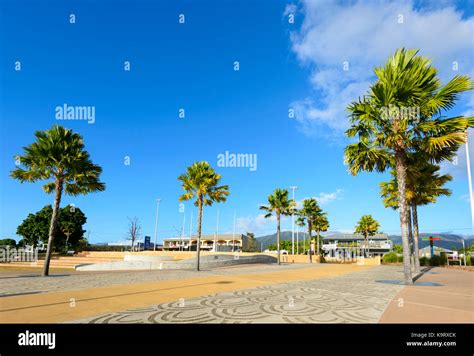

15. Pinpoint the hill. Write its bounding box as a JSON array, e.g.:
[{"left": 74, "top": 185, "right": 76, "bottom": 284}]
[
  {"left": 256, "top": 231, "right": 309, "bottom": 250},
  {"left": 256, "top": 231, "right": 472, "bottom": 251}
]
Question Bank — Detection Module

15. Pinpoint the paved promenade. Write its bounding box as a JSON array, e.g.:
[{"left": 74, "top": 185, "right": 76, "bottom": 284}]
[
  {"left": 380, "top": 267, "right": 474, "bottom": 323},
  {"left": 0, "top": 264, "right": 471, "bottom": 324}
]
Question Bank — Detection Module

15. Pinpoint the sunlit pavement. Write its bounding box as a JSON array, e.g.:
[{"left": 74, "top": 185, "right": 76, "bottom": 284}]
[{"left": 0, "top": 264, "right": 471, "bottom": 323}]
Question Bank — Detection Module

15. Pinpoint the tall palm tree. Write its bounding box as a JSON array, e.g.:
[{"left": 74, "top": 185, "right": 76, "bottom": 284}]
[
  {"left": 380, "top": 160, "right": 452, "bottom": 274},
  {"left": 178, "top": 161, "right": 229, "bottom": 271},
  {"left": 313, "top": 213, "right": 329, "bottom": 257},
  {"left": 260, "top": 188, "right": 295, "bottom": 265},
  {"left": 11, "top": 125, "right": 105, "bottom": 276},
  {"left": 345, "top": 48, "right": 473, "bottom": 284},
  {"left": 354, "top": 215, "right": 380, "bottom": 257},
  {"left": 296, "top": 198, "right": 321, "bottom": 263}
]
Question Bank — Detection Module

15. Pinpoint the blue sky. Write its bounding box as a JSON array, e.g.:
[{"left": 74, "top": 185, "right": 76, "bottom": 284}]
[{"left": 1, "top": 0, "right": 473, "bottom": 244}]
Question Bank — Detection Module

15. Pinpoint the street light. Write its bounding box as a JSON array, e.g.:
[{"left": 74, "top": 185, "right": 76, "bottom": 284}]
[
  {"left": 153, "top": 198, "right": 161, "bottom": 251},
  {"left": 465, "top": 134, "right": 474, "bottom": 230},
  {"left": 289, "top": 186, "right": 298, "bottom": 256}
]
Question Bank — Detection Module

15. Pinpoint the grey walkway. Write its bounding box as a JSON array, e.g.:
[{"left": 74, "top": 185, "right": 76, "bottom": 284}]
[{"left": 71, "top": 266, "right": 405, "bottom": 324}]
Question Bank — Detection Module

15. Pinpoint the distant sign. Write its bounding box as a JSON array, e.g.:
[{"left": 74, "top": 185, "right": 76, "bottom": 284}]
[{"left": 144, "top": 236, "right": 151, "bottom": 249}]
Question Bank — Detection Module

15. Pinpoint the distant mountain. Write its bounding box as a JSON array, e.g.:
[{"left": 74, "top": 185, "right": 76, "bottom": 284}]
[
  {"left": 256, "top": 231, "right": 309, "bottom": 250},
  {"left": 256, "top": 231, "right": 472, "bottom": 251},
  {"left": 389, "top": 233, "right": 470, "bottom": 250}
]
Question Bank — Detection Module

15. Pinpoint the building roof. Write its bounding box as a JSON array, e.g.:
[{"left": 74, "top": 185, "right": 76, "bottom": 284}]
[{"left": 322, "top": 233, "right": 389, "bottom": 241}]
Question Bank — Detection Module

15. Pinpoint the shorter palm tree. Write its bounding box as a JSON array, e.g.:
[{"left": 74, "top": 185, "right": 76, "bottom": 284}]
[
  {"left": 313, "top": 213, "right": 329, "bottom": 257},
  {"left": 178, "top": 161, "right": 229, "bottom": 271},
  {"left": 354, "top": 215, "right": 380, "bottom": 257},
  {"left": 260, "top": 189, "right": 295, "bottom": 265},
  {"left": 380, "top": 160, "right": 451, "bottom": 274},
  {"left": 296, "top": 198, "right": 320, "bottom": 263}
]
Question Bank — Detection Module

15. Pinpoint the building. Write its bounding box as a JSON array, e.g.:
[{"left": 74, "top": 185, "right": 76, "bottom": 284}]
[
  {"left": 163, "top": 233, "right": 256, "bottom": 252},
  {"left": 322, "top": 233, "right": 392, "bottom": 257},
  {"left": 418, "top": 246, "right": 453, "bottom": 258}
]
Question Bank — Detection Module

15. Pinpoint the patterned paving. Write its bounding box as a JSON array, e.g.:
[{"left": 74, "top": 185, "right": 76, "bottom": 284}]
[
  {"left": 0, "top": 263, "right": 309, "bottom": 297},
  {"left": 72, "top": 266, "right": 405, "bottom": 324}
]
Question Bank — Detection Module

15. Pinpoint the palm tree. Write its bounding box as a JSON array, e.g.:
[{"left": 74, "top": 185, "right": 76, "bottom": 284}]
[
  {"left": 296, "top": 198, "right": 320, "bottom": 263},
  {"left": 380, "top": 159, "right": 452, "bottom": 274},
  {"left": 178, "top": 161, "right": 229, "bottom": 271},
  {"left": 11, "top": 125, "right": 105, "bottom": 276},
  {"left": 60, "top": 221, "right": 75, "bottom": 253},
  {"left": 345, "top": 48, "right": 473, "bottom": 284},
  {"left": 260, "top": 188, "right": 295, "bottom": 265},
  {"left": 354, "top": 215, "right": 380, "bottom": 257},
  {"left": 313, "top": 213, "right": 329, "bottom": 257}
]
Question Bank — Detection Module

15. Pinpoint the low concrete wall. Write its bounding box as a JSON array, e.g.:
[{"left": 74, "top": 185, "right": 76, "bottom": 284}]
[
  {"left": 75, "top": 254, "right": 278, "bottom": 271},
  {"left": 83, "top": 251, "right": 318, "bottom": 262},
  {"left": 123, "top": 254, "right": 174, "bottom": 262}
]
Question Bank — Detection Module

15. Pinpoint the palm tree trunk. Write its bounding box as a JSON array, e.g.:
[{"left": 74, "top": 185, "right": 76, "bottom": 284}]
[
  {"left": 365, "top": 233, "right": 369, "bottom": 257},
  {"left": 43, "top": 178, "right": 63, "bottom": 277},
  {"left": 65, "top": 233, "right": 70, "bottom": 253},
  {"left": 395, "top": 149, "right": 413, "bottom": 285},
  {"left": 277, "top": 212, "right": 281, "bottom": 265},
  {"left": 308, "top": 221, "right": 312, "bottom": 263},
  {"left": 316, "top": 230, "right": 320, "bottom": 258},
  {"left": 412, "top": 203, "right": 421, "bottom": 275},
  {"left": 408, "top": 205, "right": 414, "bottom": 273},
  {"left": 196, "top": 196, "right": 203, "bottom": 271}
]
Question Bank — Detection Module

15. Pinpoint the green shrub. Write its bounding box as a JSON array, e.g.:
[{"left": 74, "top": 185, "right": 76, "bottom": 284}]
[
  {"left": 467, "top": 255, "right": 471, "bottom": 266},
  {"left": 383, "top": 252, "right": 398, "bottom": 263},
  {"left": 397, "top": 255, "right": 404, "bottom": 262},
  {"left": 420, "top": 256, "right": 429, "bottom": 266},
  {"left": 429, "top": 255, "right": 447, "bottom": 266}
]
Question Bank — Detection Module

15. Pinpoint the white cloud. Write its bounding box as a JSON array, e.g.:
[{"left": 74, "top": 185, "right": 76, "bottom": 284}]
[
  {"left": 288, "top": 0, "right": 474, "bottom": 138},
  {"left": 439, "top": 128, "right": 474, "bottom": 179},
  {"left": 283, "top": 3, "right": 297, "bottom": 16},
  {"left": 236, "top": 213, "right": 277, "bottom": 234},
  {"left": 297, "top": 188, "right": 344, "bottom": 207},
  {"left": 459, "top": 194, "right": 470, "bottom": 204}
]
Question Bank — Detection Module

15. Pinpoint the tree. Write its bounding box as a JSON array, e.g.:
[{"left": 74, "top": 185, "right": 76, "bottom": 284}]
[
  {"left": 245, "top": 232, "right": 258, "bottom": 252},
  {"left": 16, "top": 209, "right": 50, "bottom": 248},
  {"left": 313, "top": 213, "right": 329, "bottom": 257},
  {"left": 260, "top": 188, "right": 295, "bottom": 265},
  {"left": 345, "top": 48, "right": 473, "bottom": 284},
  {"left": 178, "top": 161, "right": 229, "bottom": 271},
  {"left": 393, "top": 244, "right": 403, "bottom": 254},
  {"left": 16, "top": 205, "right": 87, "bottom": 250},
  {"left": 354, "top": 215, "right": 380, "bottom": 256},
  {"left": 11, "top": 125, "right": 105, "bottom": 276},
  {"left": 0, "top": 239, "right": 16, "bottom": 247},
  {"left": 296, "top": 198, "right": 321, "bottom": 263},
  {"left": 380, "top": 159, "right": 452, "bottom": 274},
  {"left": 127, "top": 217, "right": 141, "bottom": 251}
]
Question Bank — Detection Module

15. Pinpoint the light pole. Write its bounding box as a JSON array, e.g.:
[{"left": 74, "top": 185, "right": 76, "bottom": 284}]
[
  {"left": 232, "top": 210, "right": 236, "bottom": 252},
  {"left": 289, "top": 186, "right": 298, "bottom": 256},
  {"left": 465, "top": 135, "right": 474, "bottom": 230},
  {"left": 214, "top": 209, "right": 219, "bottom": 252},
  {"left": 296, "top": 225, "right": 299, "bottom": 254},
  {"left": 153, "top": 198, "right": 161, "bottom": 251},
  {"left": 462, "top": 239, "right": 467, "bottom": 266},
  {"left": 180, "top": 207, "right": 186, "bottom": 252}
]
